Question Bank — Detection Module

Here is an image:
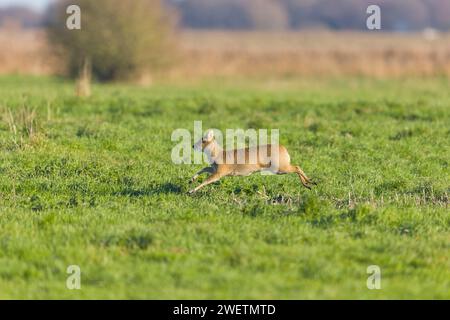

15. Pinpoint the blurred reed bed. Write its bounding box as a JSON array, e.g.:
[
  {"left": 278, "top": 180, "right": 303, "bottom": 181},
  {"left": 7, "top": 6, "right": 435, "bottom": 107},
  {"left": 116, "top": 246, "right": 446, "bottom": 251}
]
[
  {"left": 172, "top": 31, "right": 450, "bottom": 79},
  {"left": 1, "top": 28, "right": 450, "bottom": 79},
  {"left": 0, "top": 28, "right": 60, "bottom": 76}
]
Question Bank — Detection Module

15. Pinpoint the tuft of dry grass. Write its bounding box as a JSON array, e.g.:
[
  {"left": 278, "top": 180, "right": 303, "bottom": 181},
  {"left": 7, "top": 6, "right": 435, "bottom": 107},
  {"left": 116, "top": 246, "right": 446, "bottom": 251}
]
[
  {"left": 1, "top": 106, "right": 43, "bottom": 148},
  {"left": 75, "top": 58, "right": 92, "bottom": 97}
]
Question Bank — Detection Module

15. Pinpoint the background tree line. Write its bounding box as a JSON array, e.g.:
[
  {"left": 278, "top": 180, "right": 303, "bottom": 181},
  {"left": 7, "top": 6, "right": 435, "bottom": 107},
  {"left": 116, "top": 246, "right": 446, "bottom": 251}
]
[
  {"left": 1, "top": 0, "right": 450, "bottom": 31},
  {"left": 170, "top": 0, "right": 450, "bottom": 31}
]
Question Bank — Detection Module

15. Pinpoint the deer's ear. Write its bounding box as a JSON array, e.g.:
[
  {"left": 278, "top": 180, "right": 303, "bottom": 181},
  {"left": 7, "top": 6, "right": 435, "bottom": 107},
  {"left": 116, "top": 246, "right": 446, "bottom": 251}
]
[{"left": 205, "top": 130, "right": 214, "bottom": 141}]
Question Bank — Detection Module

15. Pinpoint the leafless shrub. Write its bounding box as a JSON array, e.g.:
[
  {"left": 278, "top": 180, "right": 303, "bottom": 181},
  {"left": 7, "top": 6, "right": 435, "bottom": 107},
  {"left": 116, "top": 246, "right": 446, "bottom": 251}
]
[{"left": 46, "top": 0, "right": 176, "bottom": 83}]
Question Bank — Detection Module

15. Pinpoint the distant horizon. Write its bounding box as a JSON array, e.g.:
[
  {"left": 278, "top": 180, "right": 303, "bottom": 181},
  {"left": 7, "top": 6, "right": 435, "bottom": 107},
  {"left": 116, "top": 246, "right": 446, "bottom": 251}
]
[{"left": 0, "top": 0, "right": 52, "bottom": 11}]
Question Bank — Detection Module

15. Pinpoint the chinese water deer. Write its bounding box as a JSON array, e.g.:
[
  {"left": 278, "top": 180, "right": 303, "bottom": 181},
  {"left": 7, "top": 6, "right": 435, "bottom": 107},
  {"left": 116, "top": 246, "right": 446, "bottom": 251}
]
[{"left": 188, "top": 130, "right": 316, "bottom": 194}]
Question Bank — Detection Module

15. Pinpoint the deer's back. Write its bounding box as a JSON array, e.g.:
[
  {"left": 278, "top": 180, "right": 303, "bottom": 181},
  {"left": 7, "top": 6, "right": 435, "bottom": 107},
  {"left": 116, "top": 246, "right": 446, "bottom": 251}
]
[{"left": 215, "top": 144, "right": 290, "bottom": 173}]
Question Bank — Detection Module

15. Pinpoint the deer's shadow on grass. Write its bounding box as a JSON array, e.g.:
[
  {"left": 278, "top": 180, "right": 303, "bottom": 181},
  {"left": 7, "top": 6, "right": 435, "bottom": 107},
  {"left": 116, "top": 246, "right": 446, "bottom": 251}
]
[{"left": 116, "top": 182, "right": 183, "bottom": 197}]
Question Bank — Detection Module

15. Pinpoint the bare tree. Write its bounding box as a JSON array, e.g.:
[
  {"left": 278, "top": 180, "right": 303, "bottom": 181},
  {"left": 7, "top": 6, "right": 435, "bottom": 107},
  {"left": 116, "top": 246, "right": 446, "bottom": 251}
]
[{"left": 47, "top": 0, "right": 175, "bottom": 96}]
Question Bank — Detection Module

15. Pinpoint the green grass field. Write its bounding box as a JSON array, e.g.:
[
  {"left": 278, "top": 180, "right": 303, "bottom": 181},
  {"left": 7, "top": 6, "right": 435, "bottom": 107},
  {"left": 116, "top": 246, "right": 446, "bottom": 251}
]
[{"left": 0, "top": 76, "right": 448, "bottom": 299}]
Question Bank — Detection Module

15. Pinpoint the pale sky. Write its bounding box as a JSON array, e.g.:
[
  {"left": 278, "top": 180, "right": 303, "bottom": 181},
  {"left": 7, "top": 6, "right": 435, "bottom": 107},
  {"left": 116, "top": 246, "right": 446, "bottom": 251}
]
[{"left": 0, "top": 0, "right": 53, "bottom": 11}]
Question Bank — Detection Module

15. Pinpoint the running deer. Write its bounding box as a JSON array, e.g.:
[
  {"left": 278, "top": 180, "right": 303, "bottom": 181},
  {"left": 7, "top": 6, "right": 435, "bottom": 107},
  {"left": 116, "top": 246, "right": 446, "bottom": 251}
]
[{"left": 188, "top": 130, "right": 315, "bottom": 194}]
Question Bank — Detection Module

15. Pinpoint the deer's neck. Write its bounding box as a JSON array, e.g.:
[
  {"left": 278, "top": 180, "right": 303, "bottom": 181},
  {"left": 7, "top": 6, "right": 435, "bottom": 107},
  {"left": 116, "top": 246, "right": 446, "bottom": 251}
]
[{"left": 204, "top": 141, "right": 222, "bottom": 164}]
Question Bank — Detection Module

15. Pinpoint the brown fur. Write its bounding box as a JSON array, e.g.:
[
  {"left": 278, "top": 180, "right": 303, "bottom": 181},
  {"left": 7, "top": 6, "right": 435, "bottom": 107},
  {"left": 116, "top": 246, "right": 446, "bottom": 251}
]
[{"left": 189, "top": 130, "right": 315, "bottom": 194}]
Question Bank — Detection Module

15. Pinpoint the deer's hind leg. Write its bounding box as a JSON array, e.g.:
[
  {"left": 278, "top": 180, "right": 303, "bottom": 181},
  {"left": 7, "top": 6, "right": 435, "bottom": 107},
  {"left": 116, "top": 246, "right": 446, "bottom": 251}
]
[{"left": 278, "top": 164, "right": 315, "bottom": 189}]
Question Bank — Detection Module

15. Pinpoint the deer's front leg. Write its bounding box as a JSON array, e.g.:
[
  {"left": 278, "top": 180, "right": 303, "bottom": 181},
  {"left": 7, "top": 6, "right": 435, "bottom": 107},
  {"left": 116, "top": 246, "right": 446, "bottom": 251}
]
[
  {"left": 190, "top": 166, "right": 215, "bottom": 183},
  {"left": 188, "top": 173, "right": 223, "bottom": 194}
]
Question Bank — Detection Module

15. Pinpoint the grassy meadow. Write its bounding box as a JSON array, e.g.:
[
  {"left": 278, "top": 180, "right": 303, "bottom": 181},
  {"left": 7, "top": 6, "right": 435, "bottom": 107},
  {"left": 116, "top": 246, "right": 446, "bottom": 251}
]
[{"left": 0, "top": 75, "right": 448, "bottom": 299}]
